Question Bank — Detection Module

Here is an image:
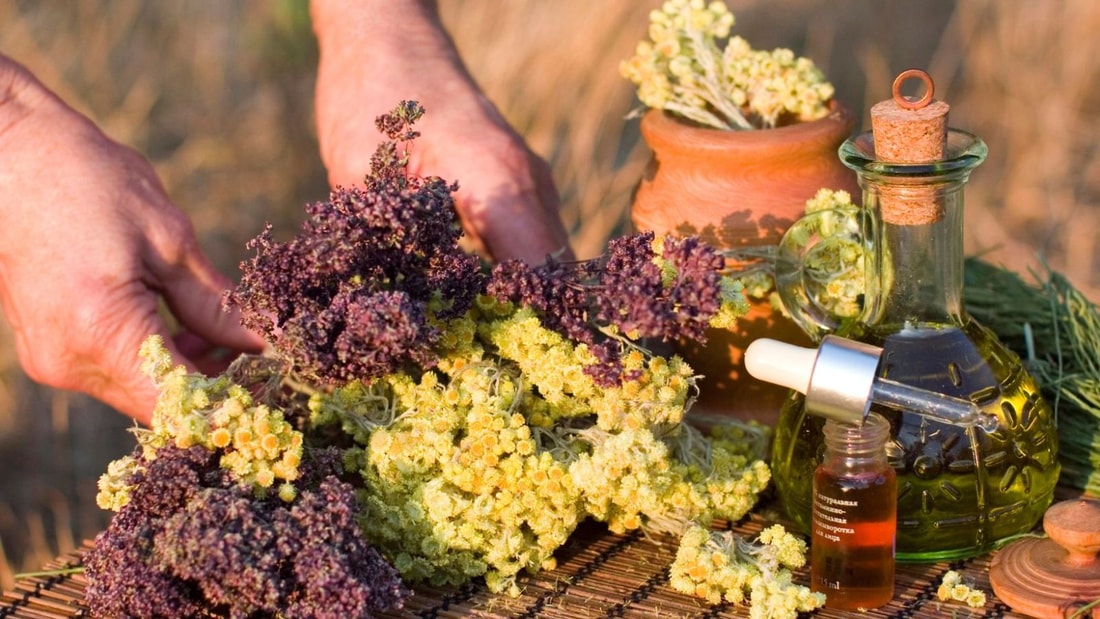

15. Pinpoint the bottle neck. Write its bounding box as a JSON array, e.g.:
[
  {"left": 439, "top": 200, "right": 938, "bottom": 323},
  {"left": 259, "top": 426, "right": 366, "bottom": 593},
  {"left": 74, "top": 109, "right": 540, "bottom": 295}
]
[
  {"left": 858, "top": 177, "right": 967, "bottom": 327},
  {"left": 822, "top": 413, "right": 890, "bottom": 464},
  {"left": 839, "top": 129, "right": 988, "bottom": 330}
]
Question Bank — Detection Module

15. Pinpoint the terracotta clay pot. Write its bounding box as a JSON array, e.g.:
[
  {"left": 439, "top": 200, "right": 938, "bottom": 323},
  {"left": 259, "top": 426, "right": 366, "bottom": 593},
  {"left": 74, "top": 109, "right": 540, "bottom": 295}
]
[{"left": 631, "top": 102, "right": 860, "bottom": 427}]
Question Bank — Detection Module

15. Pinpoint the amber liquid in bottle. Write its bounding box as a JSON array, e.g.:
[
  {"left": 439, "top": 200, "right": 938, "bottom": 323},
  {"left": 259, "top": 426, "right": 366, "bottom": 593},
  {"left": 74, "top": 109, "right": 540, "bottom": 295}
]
[{"left": 811, "top": 413, "right": 895, "bottom": 609}]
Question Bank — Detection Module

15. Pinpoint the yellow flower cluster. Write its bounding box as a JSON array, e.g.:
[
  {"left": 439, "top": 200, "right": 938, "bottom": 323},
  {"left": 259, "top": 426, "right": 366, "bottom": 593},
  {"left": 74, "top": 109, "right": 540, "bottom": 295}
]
[
  {"left": 308, "top": 301, "right": 773, "bottom": 597},
  {"left": 211, "top": 398, "right": 303, "bottom": 499},
  {"left": 791, "top": 188, "right": 865, "bottom": 318},
  {"left": 620, "top": 0, "right": 834, "bottom": 129},
  {"left": 722, "top": 39, "right": 835, "bottom": 129},
  {"left": 97, "top": 336, "right": 305, "bottom": 510},
  {"left": 936, "top": 569, "right": 987, "bottom": 608},
  {"left": 338, "top": 361, "right": 583, "bottom": 596},
  {"left": 481, "top": 308, "right": 601, "bottom": 424},
  {"left": 590, "top": 350, "right": 701, "bottom": 431},
  {"left": 570, "top": 428, "right": 673, "bottom": 532},
  {"left": 669, "top": 524, "right": 824, "bottom": 617},
  {"left": 685, "top": 432, "right": 773, "bottom": 526},
  {"left": 570, "top": 427, "right": 770, "bottom": 535},
  {"left": 95, "top": 455, "right": 141, "bottom": 511},
  {"left": 484, "top": 308, "right": 700, "bottom": 431}
]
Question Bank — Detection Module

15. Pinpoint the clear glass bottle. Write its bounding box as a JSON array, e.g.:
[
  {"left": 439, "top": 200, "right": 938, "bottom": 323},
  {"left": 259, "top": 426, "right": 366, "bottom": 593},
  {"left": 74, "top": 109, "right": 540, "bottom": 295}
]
[
  {"left": 772, "top": 128, "right": 1060, "bottom": 561},
  {"left": 812, "top": 413, "right": 895, "bottom": 609}
]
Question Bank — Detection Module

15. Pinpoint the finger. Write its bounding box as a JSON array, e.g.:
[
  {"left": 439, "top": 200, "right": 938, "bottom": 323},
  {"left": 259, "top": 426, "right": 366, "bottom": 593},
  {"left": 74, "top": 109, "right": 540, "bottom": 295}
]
[
  {"left": 99, "top": 381, "right": 157, "bottom": 427},
  {"left": 152, "top": 248, "right": 266, "bottom": 355},
  {"left": 105, "top": 324, "right": 205, "bottom": 426},
  {"left": 71, "top": 308, "right": 193, "bottom": 427},
  {"left": 174, "top": 329, "right": 217, "bottom": 359},
  {"left": 172, "top": 329, "right": 246, "bottom": 377},
  {"left": 469, "top": 183, "right": 571, "bottom": 265}
]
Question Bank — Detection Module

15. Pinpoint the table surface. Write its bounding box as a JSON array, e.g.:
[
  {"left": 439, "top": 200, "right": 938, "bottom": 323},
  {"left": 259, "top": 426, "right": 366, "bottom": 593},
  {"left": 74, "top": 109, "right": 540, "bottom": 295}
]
[{"left": 0, "top": 504, "right": 1044, "bottom": 619}]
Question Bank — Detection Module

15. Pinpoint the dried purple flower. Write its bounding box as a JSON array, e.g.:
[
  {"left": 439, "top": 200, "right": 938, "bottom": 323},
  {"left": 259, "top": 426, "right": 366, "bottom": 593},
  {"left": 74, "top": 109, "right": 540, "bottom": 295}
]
[
  {"left": 229, "top": 101, "right": 485, "bottom": 383},
  {"left": 84, "top": 446, "right": 407, "bottom": 619},
  {"left": 487, "top": 231, "right": 732, "bottom": 386}
]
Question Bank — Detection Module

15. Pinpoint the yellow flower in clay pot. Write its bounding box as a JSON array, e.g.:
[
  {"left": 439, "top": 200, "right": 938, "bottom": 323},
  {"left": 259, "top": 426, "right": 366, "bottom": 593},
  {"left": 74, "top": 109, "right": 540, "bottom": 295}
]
[{"left": 620, "top": 0, "right": 860, "bottom": 426}]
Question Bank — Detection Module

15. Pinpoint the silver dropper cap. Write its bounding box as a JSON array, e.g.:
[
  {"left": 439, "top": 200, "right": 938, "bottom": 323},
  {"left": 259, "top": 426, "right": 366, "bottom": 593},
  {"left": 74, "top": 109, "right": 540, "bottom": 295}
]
[{"left": 805, "top": 336, "right": 881, "bottom": 424}]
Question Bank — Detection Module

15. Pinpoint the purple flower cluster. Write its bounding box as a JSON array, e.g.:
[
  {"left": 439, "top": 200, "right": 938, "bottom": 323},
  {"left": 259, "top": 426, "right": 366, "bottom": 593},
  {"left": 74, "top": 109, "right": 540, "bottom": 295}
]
[
  {"left": 84, "top": 446, "right": 407, "bottom": 619},
  {"left": 486, "top": 257, "right": 599, "bottom": 345},
  {"left": 229, "top": 101, "right": 484, "bottom": 384},
  {"left": 598, "top": 233, "right": 724, "bottom": 343},
  {"left": 488, "top": 231, "right": 727, "bottom": 386}
]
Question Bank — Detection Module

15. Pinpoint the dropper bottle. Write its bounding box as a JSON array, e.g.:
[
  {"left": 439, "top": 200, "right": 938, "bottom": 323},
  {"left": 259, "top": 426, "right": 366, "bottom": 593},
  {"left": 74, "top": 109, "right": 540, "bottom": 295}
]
[
  {"left": 745, "top": 334, "right": 1003, "bottom": 609},
  {"left": 813, "top": 412, "right": 895, "bottom": 609},
  {"left": 745, "top": 336, "right": 904, "bottom": 609}
]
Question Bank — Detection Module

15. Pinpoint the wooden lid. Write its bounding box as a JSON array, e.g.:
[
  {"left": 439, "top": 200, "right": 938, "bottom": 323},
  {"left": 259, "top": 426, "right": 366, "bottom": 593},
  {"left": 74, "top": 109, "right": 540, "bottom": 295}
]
[
  {"left": 870, "top": 69, "right": 949, "bottom": 163},
  {"left": 990, "top": 498, "right": 1100, "bottom": 618}
]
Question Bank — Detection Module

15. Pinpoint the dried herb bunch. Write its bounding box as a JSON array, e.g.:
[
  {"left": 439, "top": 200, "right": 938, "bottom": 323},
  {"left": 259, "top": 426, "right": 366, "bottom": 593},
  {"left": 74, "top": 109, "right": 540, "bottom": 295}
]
[
  {"left": 619, "top": 0, "right": 835, "bottom": 129},
  {"left": 87, "top": 102, "right": 823, "bottom": 618},
  {"left": 487, "top": 232, "right": 745, "bottom": 386}
]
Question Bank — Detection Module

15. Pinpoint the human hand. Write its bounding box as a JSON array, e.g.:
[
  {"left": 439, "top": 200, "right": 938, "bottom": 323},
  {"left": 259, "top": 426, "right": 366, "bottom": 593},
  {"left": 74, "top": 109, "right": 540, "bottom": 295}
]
[
  {"left": 311, "top": 0, "right": 572, "bottom": 265},
  {"left": 0, "top": 57, "right": 265, "bottom": 424}
]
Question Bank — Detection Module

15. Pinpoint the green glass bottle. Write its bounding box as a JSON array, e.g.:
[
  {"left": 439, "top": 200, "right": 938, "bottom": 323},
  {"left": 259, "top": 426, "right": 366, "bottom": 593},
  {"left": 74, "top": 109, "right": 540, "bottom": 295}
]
[{"left": 772, "top": 119, "right": 1059, "bottom": 561}]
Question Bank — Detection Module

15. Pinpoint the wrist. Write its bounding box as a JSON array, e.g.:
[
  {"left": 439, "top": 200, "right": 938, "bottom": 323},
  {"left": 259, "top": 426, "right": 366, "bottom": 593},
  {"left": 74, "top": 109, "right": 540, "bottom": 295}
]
[
  {"left": 310, "top": 0, "right": 482, "bottom": 100},
  {"left": 311, "top": 0, "right": 449, "bottom": 67}
]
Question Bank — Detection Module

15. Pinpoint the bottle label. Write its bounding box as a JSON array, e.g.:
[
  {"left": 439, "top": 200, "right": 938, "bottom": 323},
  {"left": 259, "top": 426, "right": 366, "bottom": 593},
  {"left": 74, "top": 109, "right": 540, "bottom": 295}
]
[{"left": 813, "top": 494, "right": 857, "bottom": 543}]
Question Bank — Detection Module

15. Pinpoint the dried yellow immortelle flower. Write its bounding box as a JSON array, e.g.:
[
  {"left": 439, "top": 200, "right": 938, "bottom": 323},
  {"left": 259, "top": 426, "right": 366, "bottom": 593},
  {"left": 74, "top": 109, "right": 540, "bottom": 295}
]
[
  {"left": 937, "top": 569, "right": 987, "bottom": 608},
  {"left": 620, "top": 0, "right": 835, "bottom": 129}
]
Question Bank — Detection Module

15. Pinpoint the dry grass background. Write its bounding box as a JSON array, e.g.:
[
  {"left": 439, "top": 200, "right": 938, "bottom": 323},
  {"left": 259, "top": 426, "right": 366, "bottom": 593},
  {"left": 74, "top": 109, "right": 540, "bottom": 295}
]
[{"left": 1, "top": 0, "right": 1097, "bottom": 590}]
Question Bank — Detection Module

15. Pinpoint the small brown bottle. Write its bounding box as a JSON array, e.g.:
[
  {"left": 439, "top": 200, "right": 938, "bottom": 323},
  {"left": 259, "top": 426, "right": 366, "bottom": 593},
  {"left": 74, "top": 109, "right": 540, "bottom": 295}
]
[{"left": 811, "top": 412, "right": 895, "bottom": 609}]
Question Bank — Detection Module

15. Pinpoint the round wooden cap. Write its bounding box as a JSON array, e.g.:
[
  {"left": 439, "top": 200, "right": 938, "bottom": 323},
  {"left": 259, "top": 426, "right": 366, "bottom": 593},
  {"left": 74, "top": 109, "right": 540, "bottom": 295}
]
[{"left": 990, "top": 498, "right": 1100, "bottom": 618}]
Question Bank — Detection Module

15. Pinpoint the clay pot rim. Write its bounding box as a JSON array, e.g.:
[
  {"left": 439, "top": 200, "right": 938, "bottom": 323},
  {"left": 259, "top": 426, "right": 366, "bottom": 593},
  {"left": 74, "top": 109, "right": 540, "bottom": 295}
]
[{"left": 641, "top": 99, "right": 856, "bottom": 155}]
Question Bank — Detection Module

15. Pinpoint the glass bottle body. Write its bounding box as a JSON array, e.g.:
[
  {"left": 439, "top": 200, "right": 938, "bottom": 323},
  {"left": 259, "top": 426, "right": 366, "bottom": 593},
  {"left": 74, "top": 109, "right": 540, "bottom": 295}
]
[
  {"left": 811, "top": 413, "right": 895, "bottom": 609},
  {"left": 773, "top": 131, "right": 1060, "bottom": 561}
]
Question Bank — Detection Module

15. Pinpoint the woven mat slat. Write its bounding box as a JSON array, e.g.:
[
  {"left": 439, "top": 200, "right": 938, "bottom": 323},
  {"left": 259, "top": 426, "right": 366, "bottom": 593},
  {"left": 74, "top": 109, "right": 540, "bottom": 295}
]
[{"left": 0, "top": 516, "right": 1040, "bottom": 619}]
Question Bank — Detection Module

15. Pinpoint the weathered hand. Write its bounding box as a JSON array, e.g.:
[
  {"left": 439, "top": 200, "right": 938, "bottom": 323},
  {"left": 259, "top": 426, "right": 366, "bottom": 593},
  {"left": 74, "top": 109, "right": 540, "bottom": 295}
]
[
  {"left": 311, "top": 0, "right": 572, "bottom": 265},
  {"left": 0, "top": 57, "right": 264, "bottom": 424}
]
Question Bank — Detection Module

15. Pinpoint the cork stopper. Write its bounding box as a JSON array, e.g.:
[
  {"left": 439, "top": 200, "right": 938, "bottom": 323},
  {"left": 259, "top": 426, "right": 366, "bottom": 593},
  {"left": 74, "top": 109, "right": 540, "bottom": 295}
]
[{"left": 869, "top": 69, "right": 949, "bottom": 225}]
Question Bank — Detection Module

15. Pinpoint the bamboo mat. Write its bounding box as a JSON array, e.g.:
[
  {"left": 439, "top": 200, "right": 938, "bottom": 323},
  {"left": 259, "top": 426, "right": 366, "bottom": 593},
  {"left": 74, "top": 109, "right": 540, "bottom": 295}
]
[{"left": 0, "top": 508, "right": 1028, "bottom": 619}]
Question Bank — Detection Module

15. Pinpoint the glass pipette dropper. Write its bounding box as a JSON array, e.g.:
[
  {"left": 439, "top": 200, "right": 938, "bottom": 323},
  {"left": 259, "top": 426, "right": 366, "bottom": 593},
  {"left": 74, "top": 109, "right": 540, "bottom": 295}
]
[
  {"left": 870, "top": 375, "right": 999, "bottom": 431},
  {"left": 745, "top": 335, "right": 1000, "bottom": 431}
]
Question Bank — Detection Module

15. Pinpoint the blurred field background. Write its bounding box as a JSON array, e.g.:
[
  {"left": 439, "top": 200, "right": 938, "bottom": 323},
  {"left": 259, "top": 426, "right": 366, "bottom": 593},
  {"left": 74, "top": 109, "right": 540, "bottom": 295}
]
[{"left": 1, "top": 0, "right": 1098, "bottom": 589}]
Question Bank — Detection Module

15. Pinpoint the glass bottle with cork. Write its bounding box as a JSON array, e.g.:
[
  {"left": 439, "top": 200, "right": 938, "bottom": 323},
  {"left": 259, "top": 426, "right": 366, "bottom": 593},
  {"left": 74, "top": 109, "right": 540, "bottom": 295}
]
[{"left": 768, "top": 69, "right": 1060, "bottom": 561}]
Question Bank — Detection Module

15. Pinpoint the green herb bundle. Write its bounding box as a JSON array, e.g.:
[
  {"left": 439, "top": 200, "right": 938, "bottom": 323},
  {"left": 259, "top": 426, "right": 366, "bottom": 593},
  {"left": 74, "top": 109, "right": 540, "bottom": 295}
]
[{"left": 964, "top": 257, "right": 1100, "bottom": 494}]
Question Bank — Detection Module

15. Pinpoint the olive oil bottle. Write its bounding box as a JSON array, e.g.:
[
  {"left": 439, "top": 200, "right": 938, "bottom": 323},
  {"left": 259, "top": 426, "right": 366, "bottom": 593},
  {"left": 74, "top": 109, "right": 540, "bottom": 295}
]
[{"left": 772, "top": 73, "right": 1059, "bottom": 560}]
